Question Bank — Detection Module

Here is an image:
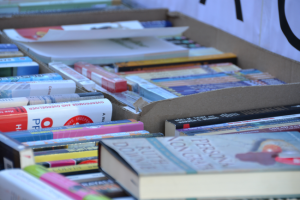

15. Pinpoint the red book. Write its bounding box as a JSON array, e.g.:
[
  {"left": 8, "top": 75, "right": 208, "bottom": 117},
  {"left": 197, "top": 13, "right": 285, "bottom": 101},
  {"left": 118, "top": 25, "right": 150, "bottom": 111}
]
[{"left": 74, "top": 62, "right": 127, "bottom": 93}]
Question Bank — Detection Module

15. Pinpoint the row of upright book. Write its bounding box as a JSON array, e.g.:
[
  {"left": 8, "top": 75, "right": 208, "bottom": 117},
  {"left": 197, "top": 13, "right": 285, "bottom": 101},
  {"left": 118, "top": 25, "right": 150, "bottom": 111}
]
[{"left": 0, "top": 18, "right": 299, "bottom": 200}]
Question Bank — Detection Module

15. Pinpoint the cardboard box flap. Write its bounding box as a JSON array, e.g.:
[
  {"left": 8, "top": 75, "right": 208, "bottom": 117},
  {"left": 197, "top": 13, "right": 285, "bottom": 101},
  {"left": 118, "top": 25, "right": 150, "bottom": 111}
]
[{"left": 140, "top": 83, "right": 300, "bottom": 133}]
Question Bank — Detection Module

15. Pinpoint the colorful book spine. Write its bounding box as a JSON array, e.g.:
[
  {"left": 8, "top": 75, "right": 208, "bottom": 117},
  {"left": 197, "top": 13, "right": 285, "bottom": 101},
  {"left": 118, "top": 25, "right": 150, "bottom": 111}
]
[
  {"left": 141, "top": 20, "right": 172, "bottom": 28},
  {"left": 115, "top": 53, "right": 237, "bottom": 72},
  {"left": 48, "top": 163, "right": 99, "bottom": 175},
  {"left": 0, "top": 61, "right": 39, "bottom": 77},
  {"left": 0, "top": 44, "right": 18, "bottom": 52},
  {"left": 0, "top": 92, "right": 103, "bottom": 108},
  {"left": 22, "top": 130, "right": 158, "bottom": 148},
  {"left": 0, "top": 57, "right": 32, "bottom": 63},
  {"left": 182, "top": 117, "right": 300, "bottom": 136},
  {"left": 178, "top": 114, "right": 300, "bottom": 135},
  {"left": 81, "top": 179, "right": 127, "bottom": 198},
  {"left": 150, "top": 69, "right": 262, "bottom": 83},
  {"left": 49, "top": 62, "right": 96, "bottom": 92},
  {"left": 37, "top": 156, "right": 98, "bottom": 168},
  {"left": 166, "top": 104, "right": 300, "bottom": 134},
  {"left": 0, "top": 80, "right": 76, "bottom": 98},
  {"left": 24, "top": 165, "right": 109, "bottom": 200},
  {"left": 0, "top": 99, "right": 112, "bottom": 132},
  {"left": 8, "top": 121, "right": 142, "bottom": 142},
  {"left": 74, "top": 62, "right": 127, "bottom": 93},
  {"left": 0, "top": 73, "right": 62, "bottom": 82},
  {"left": 0, "top": 51, "right": 24, "bottom": 58},
  {"left": 34, "top": 146, "right": 98, "bottom": 156},
  {"left": 126, "top": 75, "right": 178, "bottom": 101},
  {"left": 0, "top": 169, "right": 72, "bottom": 200},
  {"left": 35, "top": 150, "right": 98, "bottom": 162}
]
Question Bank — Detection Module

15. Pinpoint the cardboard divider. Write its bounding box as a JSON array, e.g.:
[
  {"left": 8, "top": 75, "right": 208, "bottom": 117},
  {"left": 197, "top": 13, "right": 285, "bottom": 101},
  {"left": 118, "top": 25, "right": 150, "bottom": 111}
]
[{"left": 1, "top": 9, "right": 300, "bottom": 134}]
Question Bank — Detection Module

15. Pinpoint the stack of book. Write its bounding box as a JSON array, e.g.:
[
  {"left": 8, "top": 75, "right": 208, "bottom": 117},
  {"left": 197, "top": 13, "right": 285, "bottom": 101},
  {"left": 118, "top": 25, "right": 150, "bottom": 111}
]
[{"left": 0, "top": 18, "right": 299, "bottom": 200}]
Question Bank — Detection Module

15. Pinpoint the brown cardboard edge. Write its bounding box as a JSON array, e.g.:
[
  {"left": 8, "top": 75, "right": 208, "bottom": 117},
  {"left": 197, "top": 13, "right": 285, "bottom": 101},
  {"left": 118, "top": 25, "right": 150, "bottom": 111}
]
[
  {"left": 0, "top": 9, "right": 169, "bottom": 29},
  {"left": 140, "top": 84, "right": 300, "bottom": 133}
]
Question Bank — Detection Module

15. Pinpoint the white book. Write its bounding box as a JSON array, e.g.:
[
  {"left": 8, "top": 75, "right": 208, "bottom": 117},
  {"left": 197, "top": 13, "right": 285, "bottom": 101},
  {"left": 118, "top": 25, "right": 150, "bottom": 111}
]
[
  {"left": 0, "top": 169, "right": 72, "bottom": 200},
  {"left": 15, "top": 37, "right": 188, "bottom": 65}
]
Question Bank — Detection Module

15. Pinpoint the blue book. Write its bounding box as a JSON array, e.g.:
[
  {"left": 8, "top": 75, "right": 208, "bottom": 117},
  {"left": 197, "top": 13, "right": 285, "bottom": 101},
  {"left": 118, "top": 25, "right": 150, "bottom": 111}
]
[
  {"left": 0, "top": 57, "right": 32, "bottom": 63},
  {"left": 0, "top": 44, "right": 18, "bottom": 52},
  {"left": 0, "top": 62, "right": 39, "bottom": 77},
  {"left": 0, "top": 73, "right": 63, "bottom": 82}
]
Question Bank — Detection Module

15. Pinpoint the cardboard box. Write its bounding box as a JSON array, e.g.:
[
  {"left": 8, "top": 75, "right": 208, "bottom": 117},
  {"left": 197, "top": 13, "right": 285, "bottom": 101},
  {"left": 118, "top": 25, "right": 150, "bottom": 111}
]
[{"left": 1, "top": 9, "right": 300, "bottom": 134}]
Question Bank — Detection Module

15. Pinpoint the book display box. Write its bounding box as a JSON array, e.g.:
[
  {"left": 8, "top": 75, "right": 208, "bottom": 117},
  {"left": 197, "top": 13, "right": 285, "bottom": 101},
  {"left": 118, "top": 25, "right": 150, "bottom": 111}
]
[{"left": 1, "top": 8, "right": 300, "bottom": 134}]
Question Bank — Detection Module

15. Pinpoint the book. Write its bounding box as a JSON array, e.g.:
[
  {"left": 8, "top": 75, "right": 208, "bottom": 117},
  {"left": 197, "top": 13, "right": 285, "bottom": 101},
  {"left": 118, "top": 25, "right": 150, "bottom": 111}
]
[
  {"left": 0, "top": 60, "right": 39, "bottom": 77},
  {"left": 99, "top": 132, "right": 300, "bottom": 199},
  {"left": 0, "top": 73, "right": 62, "bottom": 82},
  {"left": 0, "top": 44, "right": 18, "bottom": 52},
  {"left": 74, "top": 61, "right": 127, "bottom": 93},
  {"left": 141, "top": 20, "right": 172, "bottom": 28},
  {"left": 0, "top": 92, "right": 104, "bottom": 108},
  {"left": 13, "top": 37, "right": 189, "bottom": 65},
  {"left": 81, "top": 179, "right": 128, "bottom": 198},
  {"left": 37, "top": 156, "right": 98, "bottom": 168},
  {"left": 125, "top": 75, "right": 178, "bottom": 101},
  {"left": 49, "top": 62, "right": 96, "bottom": 92},
  {"left": 17, "top": 119, "right": 138, "bottom": 145},
  {"left": 24, "top": 165, "right": 110, "bottom": 200},
  {"left": 8, "top": 121, "right": 143, "bottom": 142},
  {"left": 118, "top": 63, "right": 241, "bottom": 80},
  {"left": 35, "top": 149, "right": 97, "bottom": 163},
  {"left": 0, "top": 80, "right": 76, "bottom": 98},
  {"left": 0, "top": 51, "right": 24, "bottom": 58},
  {"left": 48, "top": 163, "right": 99, "bottom": 175},
  {"left": 165, "top": 104, "right": 300, "bottom": 136},
  {"left": 0, "top": 133, "right": 35, "bottom": 170},
  {"left": 23, "top": 131, "right": 163, "bottom": 149},
  {"left": 115, "top": 53, "right": 237, "bottom": 72},
  {"left": 67, "top": 172, "right": 106, "bottom": 182},
  {"left": 0, "top": 99, "right": 112, "bottom": 132},
  {"left": 0, "top": 169, "right": 72, "bottom": 200},
  {"left": 180, "top": 116, "right": 300, "bottom": 136}
]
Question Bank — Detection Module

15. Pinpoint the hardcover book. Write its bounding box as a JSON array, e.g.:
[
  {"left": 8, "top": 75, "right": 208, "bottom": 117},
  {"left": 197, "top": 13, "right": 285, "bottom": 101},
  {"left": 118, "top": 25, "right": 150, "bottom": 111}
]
[{"left": 99, "top": 132, "right": 300, "bottom": 199}]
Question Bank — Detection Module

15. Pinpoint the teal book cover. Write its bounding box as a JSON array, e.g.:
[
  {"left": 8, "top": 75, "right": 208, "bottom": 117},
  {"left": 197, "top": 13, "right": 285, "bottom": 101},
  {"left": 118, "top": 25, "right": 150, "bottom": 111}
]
[{"left": 102, "top": 132, "right": 300, "bottom": 175}]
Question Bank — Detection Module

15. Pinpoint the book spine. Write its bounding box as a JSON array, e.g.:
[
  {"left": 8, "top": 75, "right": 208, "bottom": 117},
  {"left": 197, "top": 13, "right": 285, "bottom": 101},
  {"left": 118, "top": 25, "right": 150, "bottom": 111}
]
[
  {"left": 0, "top": 99, "right": 112, "bottom": 132},
  {"left": 0, "top": 44, "right": 18, "bottom": 51},
  {"left": 116, "top": 53, "right": 237, "bottom": 71},
  {"left": 168, "top": 104, "right": 300, "bottom": 129},
  {"left": 74, "top": 62, "right": 127, "bottom": 93},
  {"left": 177, "top": 114, "right": 300, "bottom": 132},
  {"left": 180, "top": 115, "right": 300, "bottom": 135},
  {"left": 34, "top": 146, "right": 98, "bottom": 156},
  {"left": 0, "top": 169, "right": 72, "bottom": 200},
  {"left": 35, "top": 150, "right": 97, "bottom": 162},
  {"left": 48, "top": 163, "right": 99, "bottom": 175},
  {"left": 9, "top": 121, "right": 142, "bottom": 142},
  {"left": 126, "top": 75, "right": 177, "bottom": 101},
  {"left": 21, "top": 130, "right": 150, "bottom": 147},
  {"left": 37, "top": 156, "right": 98, "bottom": 168},
  {"left": 0, "top": 56, "right": 32, "bottom": 63},
  {"left": 0, "top": 51, "right": 24, "bottom": 58},
  {"left": 0, "top": 62, "right": 39, "bottom": 77},
  {"left": 0, "top": 80, "right": 76, "bottom": 98},
  {"left": 187, "top": 118, "right": 300, "bottom": 136},
  {"left": 24, "top": 165, "right": 109, "bottom": 200},
  {"left": 0, "top": 73, "right": 63, "bottom": 82},
  {"left": 49, "top": 62, "right": 96, "bottom": 92}
]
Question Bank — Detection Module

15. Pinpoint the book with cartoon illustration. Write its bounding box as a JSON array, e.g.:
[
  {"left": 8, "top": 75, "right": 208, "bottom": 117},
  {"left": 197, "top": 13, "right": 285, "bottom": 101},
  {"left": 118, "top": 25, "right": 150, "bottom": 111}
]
[{"left": 99, "top": 132, "right": 300, "bottom": 199}]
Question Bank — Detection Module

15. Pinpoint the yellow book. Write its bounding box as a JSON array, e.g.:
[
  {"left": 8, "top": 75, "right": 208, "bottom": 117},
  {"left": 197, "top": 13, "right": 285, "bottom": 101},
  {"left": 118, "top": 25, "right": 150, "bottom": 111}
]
[
  {"left": 48, "top": 163, "right": 98, "bottom": 173},
  {"left": 35, "top": 150, "right": 97, "bottom": 162}
]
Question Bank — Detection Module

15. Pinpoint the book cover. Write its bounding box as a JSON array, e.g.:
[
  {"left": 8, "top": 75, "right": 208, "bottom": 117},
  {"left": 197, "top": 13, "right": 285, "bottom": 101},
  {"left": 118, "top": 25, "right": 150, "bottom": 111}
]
[
  {"left": 0, "top": 169, "right": 72, "bottom": 200},
  {"left": 0, "top": 80, "right": 76, "bottom": 98},
  {"left": 49, "top": 62, "right": 96, "bottom": 92},
  {"left": 99, "top": 132, "right": 300, "bottom": 199},
  {"left": 8, "top": 121, "right": 143, "bottom": 142},
  {"left": 165, "top": 104, "right": 300, "bottom": 136},
  {"left": 0, "top": 99, "right": 112, "bottom": 132}
]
